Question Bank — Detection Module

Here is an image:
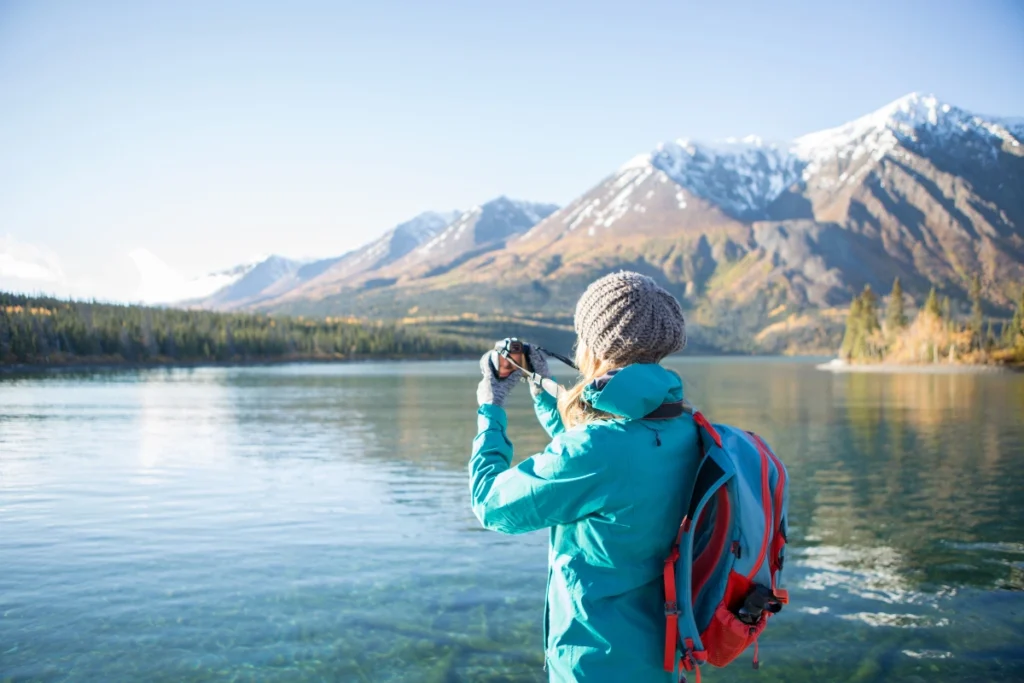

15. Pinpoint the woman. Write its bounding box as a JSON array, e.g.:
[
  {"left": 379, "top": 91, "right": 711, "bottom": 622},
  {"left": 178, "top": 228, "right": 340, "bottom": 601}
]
[{"left": 470, "top": 271, "right": 704, "bottom": 682}]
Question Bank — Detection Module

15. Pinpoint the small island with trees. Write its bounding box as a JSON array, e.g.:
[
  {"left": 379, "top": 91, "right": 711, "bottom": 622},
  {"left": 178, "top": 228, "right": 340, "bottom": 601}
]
[{"left": 830, "top": 276, "right": 1024, "bottom": 370}]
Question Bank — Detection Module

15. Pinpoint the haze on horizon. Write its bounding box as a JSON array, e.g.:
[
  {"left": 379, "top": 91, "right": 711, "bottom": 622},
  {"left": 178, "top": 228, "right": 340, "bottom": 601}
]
[{"left": 2, "top": 0, "right": 1022, "bottom": 303}]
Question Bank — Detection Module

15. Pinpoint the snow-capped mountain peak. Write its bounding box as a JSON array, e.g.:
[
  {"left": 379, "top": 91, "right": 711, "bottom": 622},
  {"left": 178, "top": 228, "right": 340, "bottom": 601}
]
[
  {"left": 618, "top": 153, "right": 653, "bottom": 172},
  {"left": 727, "top": 134, "right": 767, "bottom": 146},
  {"left": 649, "top": 136, "right": 802, "bottom": 217},
  {"left": 342, "top": 210, "right": 460, "bottom": 272},
  {"left": 417, "top": 207, "right": 481, "bottom": 256},
  {"left": 606, "top": 93, "right": 1022, "bottom": 218},
  {"left": 505, "top": 197, "right": 557, "bottom": 225},
  {"left": 392, "top": 211, "right": 460, "bottom": 243},
  {"left": 793, "top": 92, "right": 1022, "bottom": 185},
  {"left": 792, "top": 92, "right": 944, "bottom": 164},
  {"left": 416, "top": 197, "right": 558, "bottom": 257}
]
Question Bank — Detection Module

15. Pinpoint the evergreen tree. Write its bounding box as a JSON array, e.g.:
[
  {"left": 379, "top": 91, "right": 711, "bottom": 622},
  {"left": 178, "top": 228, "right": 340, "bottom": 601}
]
[
  {"left": 941, "top": 296, "right": 953, "bottom": 331},
  {"left": 839, "top": 286, "right": 882, "bottom": 361},
  {"left": 886, "top": 277, "right": 907, "bottom": 331},
  {"left": 0, "top": 291, "right": 482, "bottom": 366},
  {"left": 861, "top": 285, "right": 880, "bottom": 334},
  {"left": 924, "top": 287, "right": 941, "bottom": 318},
  {"left": 861, "top": 285, "right": 881, "bottom": 358},
  {"left": 840, "top": 294, "right": 864, "bottom": 361},
  {"left": 969, "top": 274, "right": 983, "bottom": 349},
  {"left": 1009, "top": 285, "right": 1024, "bottom": 349}
]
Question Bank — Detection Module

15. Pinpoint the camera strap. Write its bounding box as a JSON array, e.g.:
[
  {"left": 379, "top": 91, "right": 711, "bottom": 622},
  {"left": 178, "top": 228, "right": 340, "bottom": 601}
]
[{"left": 497, "top": 348, "right": 564, "bottom": 398}]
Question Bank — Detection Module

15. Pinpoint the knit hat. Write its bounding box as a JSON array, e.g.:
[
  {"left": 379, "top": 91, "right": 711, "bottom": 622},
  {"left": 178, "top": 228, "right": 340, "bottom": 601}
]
[{"left": 574, "top": 271, "right": 687, "bottom": 365}]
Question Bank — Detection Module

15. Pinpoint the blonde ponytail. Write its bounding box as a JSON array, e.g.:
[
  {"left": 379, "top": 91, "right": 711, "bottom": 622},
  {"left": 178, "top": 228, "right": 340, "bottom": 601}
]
[{"left": 557, "top": 345, "right": 619, "bottom": 428}]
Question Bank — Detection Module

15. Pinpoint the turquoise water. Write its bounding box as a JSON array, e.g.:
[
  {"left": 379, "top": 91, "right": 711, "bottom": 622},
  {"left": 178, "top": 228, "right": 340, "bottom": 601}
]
[{"left": 1, "top": 359, "right": 1023, "bottom": 682}]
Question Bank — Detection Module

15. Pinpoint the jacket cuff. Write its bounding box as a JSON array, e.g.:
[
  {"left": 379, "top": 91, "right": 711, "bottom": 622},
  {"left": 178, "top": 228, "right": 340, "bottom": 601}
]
[
  {"left": 532, "top": 384, "right": 554, "bottom": 400},
  {"left": 477, "top": 403, "right": 508, "bottom": 431}
]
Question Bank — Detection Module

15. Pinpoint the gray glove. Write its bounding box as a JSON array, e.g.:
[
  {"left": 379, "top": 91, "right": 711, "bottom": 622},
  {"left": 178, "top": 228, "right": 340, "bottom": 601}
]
[
  {"left": 525, "top": 345, "right": 552, "bottom": 397},
  {"left": 476, "top": 350, "right": 522, "bottom": 407}
]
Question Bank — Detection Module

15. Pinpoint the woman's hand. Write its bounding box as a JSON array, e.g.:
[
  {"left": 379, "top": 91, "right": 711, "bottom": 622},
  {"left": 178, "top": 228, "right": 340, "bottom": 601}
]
[
  {"left": 525, "top": 345, "right": 551, "bottom": 397},
  {"left": 476, "top": 350, "right": 523, "bottom": 407}
]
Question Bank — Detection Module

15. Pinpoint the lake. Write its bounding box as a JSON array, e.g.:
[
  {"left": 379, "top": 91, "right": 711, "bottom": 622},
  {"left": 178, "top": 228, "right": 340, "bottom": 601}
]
[{"left": 1, "top": 359, "right": 1022, "bottom": 682}]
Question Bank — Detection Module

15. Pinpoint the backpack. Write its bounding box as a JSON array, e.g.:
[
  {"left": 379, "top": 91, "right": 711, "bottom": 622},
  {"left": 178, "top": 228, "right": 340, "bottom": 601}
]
[{"left": 662, "top": 409, "right": 790, "bottom": 682}]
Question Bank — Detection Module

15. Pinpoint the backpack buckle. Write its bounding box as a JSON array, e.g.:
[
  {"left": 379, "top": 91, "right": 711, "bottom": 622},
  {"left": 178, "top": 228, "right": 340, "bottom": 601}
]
[
  {"left": 679, "top": 645, "right": 705, "bottom": 683},
  {"left": 664, "top": 600, "right": 679, "bottom": 616}
]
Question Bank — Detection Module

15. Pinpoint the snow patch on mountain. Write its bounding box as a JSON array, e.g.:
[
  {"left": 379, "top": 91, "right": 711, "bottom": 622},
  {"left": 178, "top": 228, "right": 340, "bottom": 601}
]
[
  {"left": 619, "top": 153, "right": 653, "bottom": 172},
  {"left": 651, "top": 137, "right": 802, "bottom": 217},
  {"left": 395, "top": 210, "right": 461, "bottom": 243},
  {"left": 556, "top": 163, "right": 661, "bottom": 235},
  {"left": 510, "top": 199, "right": 557, "bottom": 225},
  {"left": 993, "top": 116, "right": 1024, "bottom": 141},
  {"left": 419, "top": 208, "right": 482, "bottom": 255},
  {"left": 419, "top": 197, "right": 556, "bottom": 256},
  {"left": 349, "top": 210, "right": 459, "bottom": 268}
]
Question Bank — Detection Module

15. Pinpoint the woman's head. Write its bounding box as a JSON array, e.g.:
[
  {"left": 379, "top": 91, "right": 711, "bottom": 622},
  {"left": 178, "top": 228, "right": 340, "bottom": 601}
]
[
  {"left": 558, "top": 271, "right": 687, "bottom": 426},
  {"left": 574, "top": 271, "right": 686, "bottom": 365}
]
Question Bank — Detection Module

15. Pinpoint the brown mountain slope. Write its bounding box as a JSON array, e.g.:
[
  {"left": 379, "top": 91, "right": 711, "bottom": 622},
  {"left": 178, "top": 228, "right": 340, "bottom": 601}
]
[{"left": 256, "top": 94, "right": 1023, "bottom": 354}]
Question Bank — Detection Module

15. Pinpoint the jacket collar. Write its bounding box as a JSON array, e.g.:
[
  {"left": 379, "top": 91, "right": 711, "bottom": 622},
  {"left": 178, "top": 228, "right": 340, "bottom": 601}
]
[{"left": 581, "top": 364, "right": 683, "bottom": 420}]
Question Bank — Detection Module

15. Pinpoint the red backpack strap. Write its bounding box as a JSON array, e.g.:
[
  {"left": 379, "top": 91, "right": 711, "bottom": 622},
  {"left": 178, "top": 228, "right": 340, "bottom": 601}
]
[
  {"left": 692, "top": 412, "right": 722, "bottom": 448},
  {"left": 752, "top": 433, "right": 788, "bottom": 585},
  {"left": 662, "top": 517, "right": 689, "bottom": 671}
]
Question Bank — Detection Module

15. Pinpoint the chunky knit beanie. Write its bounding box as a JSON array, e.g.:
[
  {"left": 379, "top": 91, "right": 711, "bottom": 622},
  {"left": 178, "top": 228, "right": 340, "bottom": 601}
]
[{"left": 574, "top": 271, "right": 687, "bottom": 365}]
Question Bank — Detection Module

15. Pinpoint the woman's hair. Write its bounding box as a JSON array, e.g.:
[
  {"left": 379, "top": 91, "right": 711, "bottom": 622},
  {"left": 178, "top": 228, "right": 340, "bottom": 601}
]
[{"left": 557, "top": 344, "right": 618, "bottom": 428}]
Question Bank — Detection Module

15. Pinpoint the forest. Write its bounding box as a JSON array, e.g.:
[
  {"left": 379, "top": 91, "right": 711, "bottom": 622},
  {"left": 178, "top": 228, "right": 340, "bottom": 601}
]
[
  {"left": 0, "top": 291, "right": 482, "bottom": 367},
  {"left": 840, "top": 276, "right": 1024, "bottom": 366}
]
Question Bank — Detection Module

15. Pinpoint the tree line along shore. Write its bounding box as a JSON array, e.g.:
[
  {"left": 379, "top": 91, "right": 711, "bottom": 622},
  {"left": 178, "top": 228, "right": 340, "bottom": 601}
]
[
  {"left": 839, "top": 276, "right": 1024, "bottom": 367},
  {"left": 5, "top": 282, "right": 1023, "bottom": 371},
  {"left": 0, "top": 292, "right": 483, "bottom": 368}
]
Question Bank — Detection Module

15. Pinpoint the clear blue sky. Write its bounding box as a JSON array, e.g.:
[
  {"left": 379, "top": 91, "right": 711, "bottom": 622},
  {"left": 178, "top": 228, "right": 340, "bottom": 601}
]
[{"left": 2, "top": 0, "right": 1022, "bottom": 301}]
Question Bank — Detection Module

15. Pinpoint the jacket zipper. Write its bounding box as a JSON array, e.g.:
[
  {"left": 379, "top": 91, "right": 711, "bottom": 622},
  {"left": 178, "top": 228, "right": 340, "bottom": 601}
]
[{"left": 543, "top": 532, "right": 553, "bottom": 671}]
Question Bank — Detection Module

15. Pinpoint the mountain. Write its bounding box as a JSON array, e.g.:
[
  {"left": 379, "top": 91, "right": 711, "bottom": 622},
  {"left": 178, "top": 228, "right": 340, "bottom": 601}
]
[
  {"left": 184, "top": 211, "right": 463, "bottom": 310},
  {"left": 409, "top": 197, "right": 559, "bottom": 278},
  {"left": 235, "top": 198, "right": 558, "bottom": 307},
  {"left": 194, "top": 94, "right": 1024, "bottom": 354},
  {"left": 127, "top": 250, "right": 269, "bottom": 305},
  {"left": 297, "top": 210, "right": 461, "bottom": 286},
  {"left": 184, "top": 255, "right": 307, "bottom": 309}
]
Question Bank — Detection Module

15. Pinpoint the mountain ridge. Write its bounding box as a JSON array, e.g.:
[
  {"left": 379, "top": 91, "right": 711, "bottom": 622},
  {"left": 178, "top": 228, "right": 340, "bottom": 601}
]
[{"left": 185, "top": 93, "right": 1024, "bottom": 354}]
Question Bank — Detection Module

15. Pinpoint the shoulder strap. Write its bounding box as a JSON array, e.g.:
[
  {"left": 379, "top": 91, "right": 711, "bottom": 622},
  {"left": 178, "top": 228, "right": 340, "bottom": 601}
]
[{"left": 644, "top": 401, "right": 685, "bottom": 420}]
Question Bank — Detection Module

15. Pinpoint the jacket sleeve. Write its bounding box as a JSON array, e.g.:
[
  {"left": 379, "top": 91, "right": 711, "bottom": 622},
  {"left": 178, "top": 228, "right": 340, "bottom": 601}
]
[
  {"left": 532, "top": 389, "right": 565, "bottom": 438},
  {"left": 470, "top": 404, "right": 614, "bottom": 534}
]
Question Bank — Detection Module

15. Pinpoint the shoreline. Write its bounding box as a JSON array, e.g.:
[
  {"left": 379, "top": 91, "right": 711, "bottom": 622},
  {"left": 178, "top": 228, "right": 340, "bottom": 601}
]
[
  {"left": 816, "top": 358, "right": 1021, "bottom": 374},
  {"left": 0, "top": 354, "right": 482, "bottom": 376},
  {"left": 1, "top": 352, "right": 824, "bottom": 377},
  {"left": 8, "top": 355, "right": 1018, "bottom": 378}
]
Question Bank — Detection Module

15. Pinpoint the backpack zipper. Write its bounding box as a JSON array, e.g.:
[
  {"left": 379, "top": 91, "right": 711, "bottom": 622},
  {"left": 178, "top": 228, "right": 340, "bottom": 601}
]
[{"left": 746, "top": 433, "right": 773, "bottom": 580}]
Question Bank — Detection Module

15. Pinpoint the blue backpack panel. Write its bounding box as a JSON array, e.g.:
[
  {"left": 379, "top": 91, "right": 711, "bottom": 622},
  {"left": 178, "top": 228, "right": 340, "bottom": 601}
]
[{"left": 662, "top": 411, "right": 790, "bottom": 682}]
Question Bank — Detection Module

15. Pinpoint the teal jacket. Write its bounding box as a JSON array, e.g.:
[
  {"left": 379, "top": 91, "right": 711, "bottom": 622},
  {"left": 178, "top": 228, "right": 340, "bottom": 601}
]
[{"left": 470, "top": 364, "right": 702, "bottom": 682}]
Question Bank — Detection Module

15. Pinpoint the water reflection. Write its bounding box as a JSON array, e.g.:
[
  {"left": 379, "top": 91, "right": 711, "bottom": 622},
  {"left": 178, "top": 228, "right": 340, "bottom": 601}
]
[{"left": 173, "top": 360, "right": 1024, "bottom": 596}]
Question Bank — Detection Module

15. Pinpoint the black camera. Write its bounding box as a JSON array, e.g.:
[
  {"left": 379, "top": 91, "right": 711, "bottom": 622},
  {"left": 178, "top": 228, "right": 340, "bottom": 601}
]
[{"left": 491, "top": 338, "right": 530, "bottom": 379}]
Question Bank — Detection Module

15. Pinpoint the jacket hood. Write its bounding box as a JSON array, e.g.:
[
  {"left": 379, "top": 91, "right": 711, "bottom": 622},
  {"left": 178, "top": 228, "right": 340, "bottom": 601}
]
[{"left": 582, "top": 363, "right": 683, "bottom": 419}]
